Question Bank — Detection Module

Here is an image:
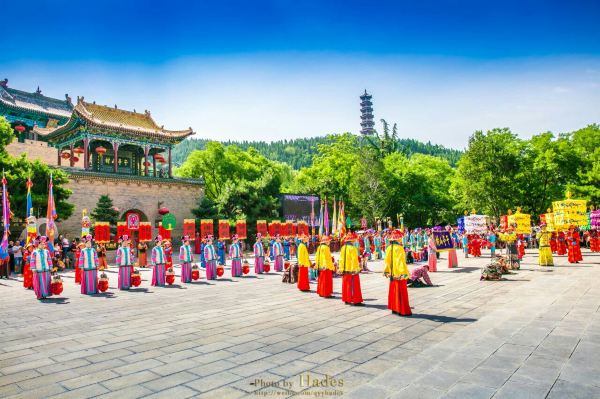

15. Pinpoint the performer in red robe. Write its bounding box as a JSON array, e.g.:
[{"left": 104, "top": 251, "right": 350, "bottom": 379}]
[
  {"left": 550, "top": 232, "right": 558, "bottom": 253},
  {"left": 557, "top": 232, "right": 567, "bottom": 255},
  {"left": 567, "top": 227, "right": 583, "bottom": 263},
  {"left": 22, "top": 242, "right": 34, "bottom": 289},
  {"left": 74, "top": 240, "right": 84, "bottom": 284},
  {"left": 517, "top": 234, "right": 526, "bottom": 260}
]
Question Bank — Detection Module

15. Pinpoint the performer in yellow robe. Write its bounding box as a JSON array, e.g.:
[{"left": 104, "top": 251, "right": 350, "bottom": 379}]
[
  {"left": 536, "top": 224, "right": 554, "bottom": 266},
  {"left": 296, "top": 235, "right": 311, "bottom": 291},
  {"left": 315, "top": 236, "right": 334, "bottom": 297},
  {"left": 384, "top": 229, "right": 412, "bottom": 316},
  {"left": 338, "top": 232, "right": 363, "bottom": 305}
]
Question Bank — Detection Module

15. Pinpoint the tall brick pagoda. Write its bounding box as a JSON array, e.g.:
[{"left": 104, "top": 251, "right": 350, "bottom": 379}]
[{"left": 360, "top": 89, "right": 376, "bottom": 135}]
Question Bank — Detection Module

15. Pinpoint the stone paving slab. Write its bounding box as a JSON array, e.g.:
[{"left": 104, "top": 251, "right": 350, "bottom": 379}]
[{"left": 0, "top": 249, "right": 598, "bottom": 398}]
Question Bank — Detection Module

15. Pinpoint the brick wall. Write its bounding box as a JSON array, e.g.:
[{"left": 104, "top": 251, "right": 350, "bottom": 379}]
[
  {"left": 6, "top": 139, "right": 85, "bottom": 168},
  {"left": 60, "top": 174, "right": 202, "bottom": 242}
]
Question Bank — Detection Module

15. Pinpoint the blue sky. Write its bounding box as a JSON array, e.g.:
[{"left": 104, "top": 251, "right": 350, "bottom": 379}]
[{"left": 2, "top": 0, "right": 599, "bottom": 148}]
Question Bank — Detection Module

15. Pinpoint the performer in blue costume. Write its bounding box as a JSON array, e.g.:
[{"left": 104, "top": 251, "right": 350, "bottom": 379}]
[{"left": 217, "top": 239, "right": 226, "bottom": 265}]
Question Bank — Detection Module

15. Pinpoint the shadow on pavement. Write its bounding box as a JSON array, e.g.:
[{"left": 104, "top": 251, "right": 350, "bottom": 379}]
[
  {"left": 40, "top": 297, "right": 70, "bottom": 304},
  {"left": 410, "top": 313, "right": 477, "bottom": 323}
]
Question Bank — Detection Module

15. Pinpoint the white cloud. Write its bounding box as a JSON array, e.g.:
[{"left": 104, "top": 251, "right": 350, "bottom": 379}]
[{"left": 3, "top": 54, "right": 599, "bottom": 149}]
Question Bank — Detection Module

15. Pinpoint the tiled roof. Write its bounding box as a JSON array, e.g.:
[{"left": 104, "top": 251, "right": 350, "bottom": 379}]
[
  {"left": 0, "top": 79, "right": 73, "bottom": 118},
  {"left": 35, "top": 97, "right": 194, "bottom": 142}
]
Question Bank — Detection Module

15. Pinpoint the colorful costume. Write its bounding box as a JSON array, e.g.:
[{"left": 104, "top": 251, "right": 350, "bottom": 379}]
[
  {"left": 116, "top": 238, "right": 135, "bottom": 289},
  {"left": 253, "top": 237, "right": 265, "bottom": 274},
  {"left": 273, "top": 239, "right": 284, "bottom": 272},
  {"left": 384, "top": 233, "right": 412, "bottom": 316},
  {"left": 374, "top": 235, "right": 383, "bottom": 260},
  {"left": 567, "top": 229, "right": 583, "bottom": 264},
  {"left": 79, "top": 238, "right": 99, "bottom": 295},
  {"left": 204, "top": 238, "right": 218, "bottom": 280},
  {"left": 137, "top": 242, "right": 148, "bottom": 267},
  {"left": 179, "top": 237, "right": 194, "bottom": 283},
  {"left": 536, "top": 228, "right": 554, "bottom": 266},
  {"left": 409, "top": 265, "right": 432, "bottom": 287},
  {"left": 151, "top": 238, "right": 167, "bottom": 287},
  {"left": 97, "top": 244, "right": 108, "bottom": 270},
  {"left": 217, "top": 240, "right": 226, "bottom": 265},
  {"left": 557, "top": 232, "right": 567, "bottom": 255},
  {"left": 339, "top": 234, "right": 363, "bottom": 305},
  {"left": 229, "top": 237, "right": 243, "bottom": 277},
  {"left": 462, "top": 235, "right": 469, "bottom": 257},
  {"left": 30, "top": 241, "right": 53, "bottom": 300},
  {"left": 488, "top": 232, "right": 497, "bottom": 257},
  {"left": 296, "top": 239, "right": 311, "bottom": 291},
  {"left": 427, "top": 236, "right": 437, "bottom": 272},
  {"left": 315, "top": 241, "right": 334, "bottom": 297}
]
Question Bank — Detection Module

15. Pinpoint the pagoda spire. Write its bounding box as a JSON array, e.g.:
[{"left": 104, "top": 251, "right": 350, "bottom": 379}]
[{"left": 360, "top": 90, "right": 375, "bottom": 135}]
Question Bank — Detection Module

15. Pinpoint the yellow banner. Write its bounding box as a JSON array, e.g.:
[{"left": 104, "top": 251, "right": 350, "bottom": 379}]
[
  {"left": 507, "top": 212, "right": 531, "bottom": 234},
  {"left": 553, "top": 199, "right": 587, "bottom": 230}
]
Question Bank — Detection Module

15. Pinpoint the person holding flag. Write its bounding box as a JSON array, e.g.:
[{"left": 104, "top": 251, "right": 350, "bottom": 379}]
[
  {"left": 79, "top": 235, "right": 100, "bottom": 295},
  {"left": 296, "top": 234, "right": 311, "bottom": 291},
  {"left": 229, "top": 234, "right": 243, "bottom": 277},
  {"left": 253, "top": 234, "right": 265, "bottom": 274},
  {"left": 179, "top": 235, "right": 194, "bottom": 283},
  {"left": 30, "top": 236, "right": 54, "bottom": 300},
  {"left": 151, "top": 236, "right": 167, "bottom": 286},
  {"left": 384, "top": 229, "right": 412, "bottom": 316},
  {"left": 338, "top": 232, "right": 363, "bottom": 305},
  {"left": 115, "top": 235, "right": 135, "bottom": 289},
  {"left": 315, "top": 235, "right": 335, "bottom": 297}
]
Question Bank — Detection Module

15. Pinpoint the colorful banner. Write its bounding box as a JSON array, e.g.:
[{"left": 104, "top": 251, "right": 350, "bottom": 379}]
[
  {"left": 200, "top": 219, "right": 214, "bottom": 238},
  {"left": 298, "top": 220, "right": 309, "bottom": 236},
  {"left": 508, "top": 211, "right": 531, "bottom": 234},
  {"left": 464, "top": 215, "right": 487, "bottom": 234},
  {"left": 457, "top": 217, "right": 465, "bottom": 234},
  {"left": 256, "top": 220, "right": 268, "bottom": 236},
  {"left": 433, "top": 231, "right": 453, "bottom": 251},
  {"left": 183, "top": 219, "right": 195, "bottom": 238},
  {"left": 117, "top": 221, "right": 129, "bottom": 239},
  {"left": 81, "top": 211, "right": 91, "bottom": 237},
  {"left": 591, "top": 210, "right": 600, "bottom": 230},
  {"left": 283, "top": 220, "right": 293, "bottom": 237},
  {"left": 218, "top": 220, "right": 230, "bottom": 239},
  {"left": 158, "top": 222, "right": 171, "bottom": 240},
  {"left": 269, "top": 220, "right": 281, "bottom": 236},
  {"left": 500, "top": 215, "right": 508, "bottom": 231},
  {"left": 139, "top": 222, "right": 152, "bottom": 242},
  {"left": 544, "top": 212, "right": 556, "bottom": 232},
  {"left": 126, "top": 212, "right": 140, "bottom": 230},
  {"left": 46, "top": 173, "right": 57, "bottom": 241},
  {"left": 94, "top": 222, "right": 111, "bottom": 243},
  {"left": 553, "top": 198, "right": 588, "bottom": 230},
  {"left": 236, "top": 220, "right": 247, "bottom": 239}
]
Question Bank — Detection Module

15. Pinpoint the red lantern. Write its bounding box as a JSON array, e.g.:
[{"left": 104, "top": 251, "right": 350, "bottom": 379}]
[
  {"left": 264, "top": 263, "right": 271, "bottom": 273},
  {"left": 61, "top": 152, "right": 71, "bottom": 159},
  {"left": 158, "top": 158, "right": 166, "bottom": 164},
  {"left": 216, "top": 266, "right": 224, "bottom": 277},
  {"left": 95, "top": 146, "right": 107, "bottom": 156},
  {"left": 192, "top": 266, "right": 200, "bottom": 280},
  {"left": 153, "top": 154, "right": 165, "bottom": 161},
  {"left": 97, "top": 272, "right": 109, "bottom": 292},
  {"left": 50, "top": 276, "right": 63, "bottom": 295},
  {"left": 242, "top": 265, "right": 250, "bottom": 275},
  {"left": 131, "top": 271, "right": 141, "bottom": 287},
  {"left": 144, "top": 161, "right": 151, "bottom": 167},
  {"left": 166, "top": 268, "right": 175, "bottom": 285},
  {"left": 158, "top": 207, "right": 170, "bottom": 215},
  {"left": 14, "top": 124, "right": 26, "bottom": 133},
  {"left": 72, "top": 156, "right": 79, "bottom": 162},
  {"left": 284, "top": 261, "right": 290, "bottom": 270},
  {"left": 73, "top": 147, "right": 84, "bottom": 154}
]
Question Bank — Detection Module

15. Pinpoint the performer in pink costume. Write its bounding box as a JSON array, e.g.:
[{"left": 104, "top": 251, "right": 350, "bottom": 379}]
[{"left": 179, "top": 235, "right": 194, "bottom": 283}]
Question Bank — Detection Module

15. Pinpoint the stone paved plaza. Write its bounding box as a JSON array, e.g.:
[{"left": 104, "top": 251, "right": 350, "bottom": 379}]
[{"left": 0, "top": 249, "right": 599, "bottom": 399}]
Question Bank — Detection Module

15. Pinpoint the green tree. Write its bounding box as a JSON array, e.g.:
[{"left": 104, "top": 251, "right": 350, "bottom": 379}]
[
  {"left": 451, "top": 128, "right": 522, "bottom": 219},
  {"left": 0, "top": 117, "right": 74, "bottom": 225},
  {"left": 568, "top": 124, "right": 600, "bottom": 203},
  {"left": 90, "top": 194, "right": 119, "bottom": 225}
]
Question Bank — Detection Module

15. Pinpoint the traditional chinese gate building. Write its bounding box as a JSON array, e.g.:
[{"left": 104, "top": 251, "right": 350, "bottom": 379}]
[{"left": 3, "top": 80, "right": 203, "bottom": 240}]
